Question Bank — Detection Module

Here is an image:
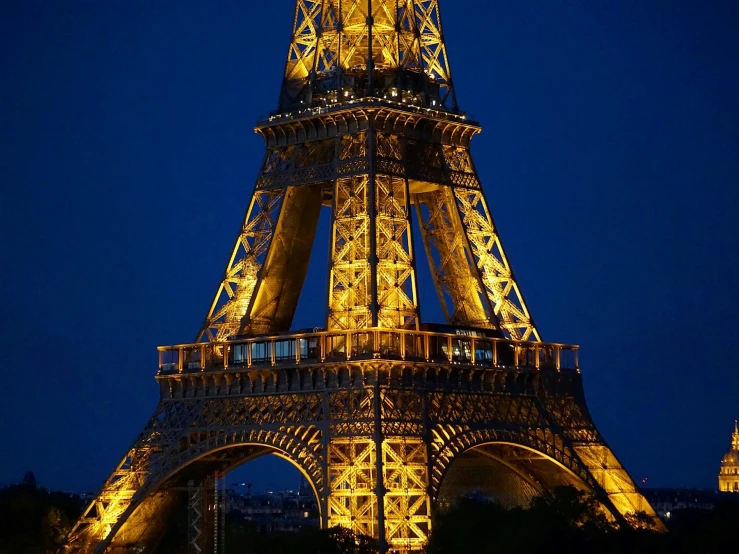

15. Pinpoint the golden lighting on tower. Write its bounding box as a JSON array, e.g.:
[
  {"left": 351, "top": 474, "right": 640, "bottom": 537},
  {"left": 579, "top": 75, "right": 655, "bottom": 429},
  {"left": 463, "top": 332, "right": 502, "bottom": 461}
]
[{"left": 64, "top": 2, "right": 664, "bottom": 553}]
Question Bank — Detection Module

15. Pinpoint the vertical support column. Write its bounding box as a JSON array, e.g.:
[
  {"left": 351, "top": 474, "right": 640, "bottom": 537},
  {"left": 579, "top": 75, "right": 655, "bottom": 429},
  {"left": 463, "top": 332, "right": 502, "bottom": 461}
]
[
  {"left": 188, "top": 476, "right": 216, "bottom": 554},
  {"left": 367, "top": 0, "right": 375, "bottom": 95},
  {"left": 403, "top": 173, "right": 422, "bottom": 327},
  {"left": 327, "top": 174, "right": 371, "bottom": 329},
  {"left": 188, "top": 480, "right": 204, "bottom": 554},
  {"left": 213, "top": 477, "right": 220, "bottom": 554},
  {"left": 336, "top": 0, "right": 344, "bottom": 91},
  {"left": 377, "top": 388, "right": 431, "bottom": 552},
  {"left": 367, "top": 126, "right": 379, "bottom": 327},
  {"left": 328, "top": 130, "right": 421, "bottom": 331},
  {"left": 325, "top": 138, "right": 341, "bottom": 328},
  {"left": 422, "top": 391, "right": 435, "bottom": 528},
  {"left": 375, "top": 171, "right": 420, "bottom": 329},
  {"left": 320, "top": 390, "right": 331, "bottom": 530},
  {"left": 382, "top": 437, "right": 432, "bottom": 552},
  {"left": 373, "top": 383, "right": 387, "bottom": 553},
  {"left": 327, "top": 436, "right": 380, "bottom": 539},
  {"left": 217, "top": 475, "right": 226, "bottom": 554},
  {"left": 327, "top": 132, "right": 372, "bottom": 330}
]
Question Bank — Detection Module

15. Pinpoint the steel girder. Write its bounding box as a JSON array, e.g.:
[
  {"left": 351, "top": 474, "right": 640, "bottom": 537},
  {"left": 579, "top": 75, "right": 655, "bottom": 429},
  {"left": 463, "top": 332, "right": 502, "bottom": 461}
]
[
  {"left": 281, "top": 0, "right": 456, "bottom": 111},
  {"left": 64, "top": 362, "right": 662, "bottom": 554},
  {"left": 198, "top": 113, "right": 539, "bottom": 341},
  {"left": 327, "top": 137, "right": 419, "bottom": 330},
  {"left": 197, "top": 188, "right": 287, "bottom": 342},
  {"left": 187, "top": 479, "right": 204, "bottom": 554}
]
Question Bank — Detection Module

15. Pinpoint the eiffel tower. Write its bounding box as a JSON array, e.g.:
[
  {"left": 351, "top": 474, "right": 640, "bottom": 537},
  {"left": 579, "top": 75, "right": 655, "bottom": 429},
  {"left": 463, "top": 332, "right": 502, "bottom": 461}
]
[{"left": 66, "top": 2, "right": 662, "bottom": 552}]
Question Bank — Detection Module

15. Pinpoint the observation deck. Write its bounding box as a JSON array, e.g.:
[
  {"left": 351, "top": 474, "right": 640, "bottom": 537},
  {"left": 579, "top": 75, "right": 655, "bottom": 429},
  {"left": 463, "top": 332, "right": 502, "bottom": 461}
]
[
  {"left": 157, "top": 327, "right": 579, "bottom": 377},
  {"left": 258, "top": 96, "right": 476, "bottom": 129}
]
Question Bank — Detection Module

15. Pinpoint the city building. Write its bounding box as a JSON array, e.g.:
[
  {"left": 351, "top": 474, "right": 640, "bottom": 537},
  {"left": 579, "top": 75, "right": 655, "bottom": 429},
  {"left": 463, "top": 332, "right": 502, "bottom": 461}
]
[
  {"left": 642, "top": 488, "right": 717, "bottom": 521},
  {"left": 225, "top": 487, "right": 319, "bottom": 532},
  {"left": 718, "top": 420, "right": 739, "bottom": 493}
]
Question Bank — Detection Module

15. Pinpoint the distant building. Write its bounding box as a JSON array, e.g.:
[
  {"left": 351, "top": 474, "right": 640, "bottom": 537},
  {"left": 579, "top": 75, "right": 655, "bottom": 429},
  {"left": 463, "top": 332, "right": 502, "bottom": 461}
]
[
  {"left": 641, "top": 488, "right": 717, "bottom": 521},
  {"left": 718, "top": 420, "right": 739, "bottom": 493},
  {"left": 225, "top": 488, "right": 319, "bottom": 532}
]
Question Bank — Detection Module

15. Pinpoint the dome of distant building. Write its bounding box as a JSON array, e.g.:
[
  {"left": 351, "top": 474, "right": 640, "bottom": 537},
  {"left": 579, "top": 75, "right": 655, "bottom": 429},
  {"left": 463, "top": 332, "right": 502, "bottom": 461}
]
[
  {"left": 718, "top": 420, "right": 739, "bottom": 493},
  {"left": 723, "top": 450, "right": 739, "bottom": 465}
]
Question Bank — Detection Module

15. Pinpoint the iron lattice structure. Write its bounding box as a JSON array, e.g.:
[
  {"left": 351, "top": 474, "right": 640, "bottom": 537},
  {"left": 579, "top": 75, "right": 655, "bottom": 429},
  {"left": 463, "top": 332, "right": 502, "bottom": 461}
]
[{"left": 65, "top": 2, "right": 662, "bottom": 553}]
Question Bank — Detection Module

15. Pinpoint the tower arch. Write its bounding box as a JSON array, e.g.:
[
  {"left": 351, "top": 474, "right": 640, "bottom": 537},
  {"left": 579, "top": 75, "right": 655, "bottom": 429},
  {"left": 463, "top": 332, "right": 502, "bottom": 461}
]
[
  {"left": 430, "top": 425, "right": 659, "bottom": 525},
  {"left": 431, "top": 427, "right": 598, "bottom": 507},
  {"left": 94, "top": 438, "right": 325, "bottom": 553},
  {"left": 435, "top": 439, "right": 599, "bottom": 512}
]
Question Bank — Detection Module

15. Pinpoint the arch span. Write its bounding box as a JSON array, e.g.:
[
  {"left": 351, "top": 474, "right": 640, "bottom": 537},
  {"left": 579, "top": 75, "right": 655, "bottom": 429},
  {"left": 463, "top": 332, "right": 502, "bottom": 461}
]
[
  {"left": 431, "top": 428, "right": 663, "bottom": 530},
  {"left": 108, "top": 442, "right": 322, "bottom": 553},
  {"left": 77, "top": 425, "right": 326, "bottom": 554},
  {"left": 436, "top": 441, "right": 594, "bottom": 511},
  {"left": 430, "top": 427, "right": 596, "bottom": 500}
]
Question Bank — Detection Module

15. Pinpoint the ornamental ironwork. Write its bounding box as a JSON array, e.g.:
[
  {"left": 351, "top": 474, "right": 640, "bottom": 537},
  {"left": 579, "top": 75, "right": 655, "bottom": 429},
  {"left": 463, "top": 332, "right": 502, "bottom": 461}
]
[{"left": 65, "top": 3, "right": 662, "bottom": 553}]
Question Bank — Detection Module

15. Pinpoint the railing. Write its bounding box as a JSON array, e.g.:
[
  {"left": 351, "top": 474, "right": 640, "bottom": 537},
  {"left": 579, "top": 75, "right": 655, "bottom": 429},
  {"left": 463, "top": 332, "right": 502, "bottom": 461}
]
[
  {"left": 258, "top": 97, "right": 475, "bottom": 127},
  {"left": 157, "top": 328, "right": 579, "bottom": 375}
]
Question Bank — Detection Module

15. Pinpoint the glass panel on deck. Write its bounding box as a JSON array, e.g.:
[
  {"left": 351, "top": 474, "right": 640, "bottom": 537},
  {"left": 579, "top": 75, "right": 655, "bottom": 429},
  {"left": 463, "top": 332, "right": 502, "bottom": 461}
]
[
  {"left": 404, "top": 334, "right": 424, "bottom": 361},
  {"left": 251, "top": 341, "right": 271, "bottom": 364},
  {"left": 377, "top": 332, "right": 401, "bottom": 358},
  {"left": 351, "top": 333, "right": 374, "bottom": 358},
  {"left": 326, "top": 334, "right": 347, "bottom": 361},
  {"left": 274, "top": 339, "right": 295, "bottom": 361},
  {"left": 475, "top": 340, "right": 494, "bottom": 366},
  {"left": 232, "top": 344, "right": 248, "bottom": 365}
]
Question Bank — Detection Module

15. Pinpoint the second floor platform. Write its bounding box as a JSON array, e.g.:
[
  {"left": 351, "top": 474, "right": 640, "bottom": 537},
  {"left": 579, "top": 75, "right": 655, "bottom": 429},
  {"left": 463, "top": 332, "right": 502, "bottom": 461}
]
[{"left": 157, "top": 325, "right": 579, "bottom": 378}]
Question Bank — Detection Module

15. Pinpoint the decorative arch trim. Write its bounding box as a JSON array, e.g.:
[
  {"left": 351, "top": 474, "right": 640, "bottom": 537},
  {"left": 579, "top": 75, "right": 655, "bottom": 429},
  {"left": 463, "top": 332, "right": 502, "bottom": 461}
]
[
  {"left": 429, "top": 427, "right": 596, "bottom": 501},
  {"left": 77, "top": 426, "right": 325, "bottom": 554}
]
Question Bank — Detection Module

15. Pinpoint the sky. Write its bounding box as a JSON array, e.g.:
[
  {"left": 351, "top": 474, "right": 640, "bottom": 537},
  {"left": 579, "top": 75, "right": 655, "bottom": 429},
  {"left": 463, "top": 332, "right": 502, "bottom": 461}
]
[{"left": 1, "top": 0, "right": 738, "bottom": 495}]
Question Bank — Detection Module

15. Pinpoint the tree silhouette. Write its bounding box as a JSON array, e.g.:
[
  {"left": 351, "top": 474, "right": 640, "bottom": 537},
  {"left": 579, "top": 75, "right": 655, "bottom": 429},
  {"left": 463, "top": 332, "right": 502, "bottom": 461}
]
[
  {"left": 0, "top": 477, "right": 83, "bottom": 554},
  {"left": 425, "top": 485, "right": 739, "bottom": 554}
]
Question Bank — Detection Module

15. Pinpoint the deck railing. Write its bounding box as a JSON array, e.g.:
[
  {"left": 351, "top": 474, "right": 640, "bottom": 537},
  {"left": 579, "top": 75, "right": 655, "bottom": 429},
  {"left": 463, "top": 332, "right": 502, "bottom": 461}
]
[
  {"left": 157, "top": 328, "right": 579, "bottom": 375},
  {"left": 260, "top": 97, "right": 473, "bottom": 126}
]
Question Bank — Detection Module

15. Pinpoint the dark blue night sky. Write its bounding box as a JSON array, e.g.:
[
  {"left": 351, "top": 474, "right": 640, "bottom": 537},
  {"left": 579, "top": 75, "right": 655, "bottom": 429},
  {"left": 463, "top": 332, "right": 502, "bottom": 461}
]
[{"left": 1, "top": 0, "right": 738, "bottom": 494}]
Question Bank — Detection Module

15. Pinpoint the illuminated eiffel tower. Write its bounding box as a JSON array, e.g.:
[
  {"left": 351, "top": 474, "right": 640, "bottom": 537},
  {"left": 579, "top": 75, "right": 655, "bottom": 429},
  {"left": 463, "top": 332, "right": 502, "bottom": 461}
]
[{"left": 65, "top": 2, "right": 662, "bottom": 552}]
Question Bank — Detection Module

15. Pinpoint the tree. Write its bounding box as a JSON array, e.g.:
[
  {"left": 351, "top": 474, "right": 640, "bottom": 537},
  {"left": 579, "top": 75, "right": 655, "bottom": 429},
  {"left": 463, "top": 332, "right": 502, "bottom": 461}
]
[
  {"left": 425, "top": 486, "right": 653, "bottom": 554},
  {"left": 0, "top": 478, "right": 83, "bottom": 554},
  {"left": 223, "top": 518, "right": 378, "bottom": 554}
]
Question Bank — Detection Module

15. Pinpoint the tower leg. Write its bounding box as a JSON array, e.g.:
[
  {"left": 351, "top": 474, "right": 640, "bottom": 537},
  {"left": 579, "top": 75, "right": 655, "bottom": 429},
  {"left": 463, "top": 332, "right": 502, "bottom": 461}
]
[
  {"left": 373, "top": 383, "right": 387, "bottom": 553},
  {"left": 188, "top": 480, "right": 204, "bottom": 554},
  {"left": 188, "top": 476, "right": 216, "bottom": 554},
  {"left": 218, "top": 475, "right": 226, "bottom": 554}
]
